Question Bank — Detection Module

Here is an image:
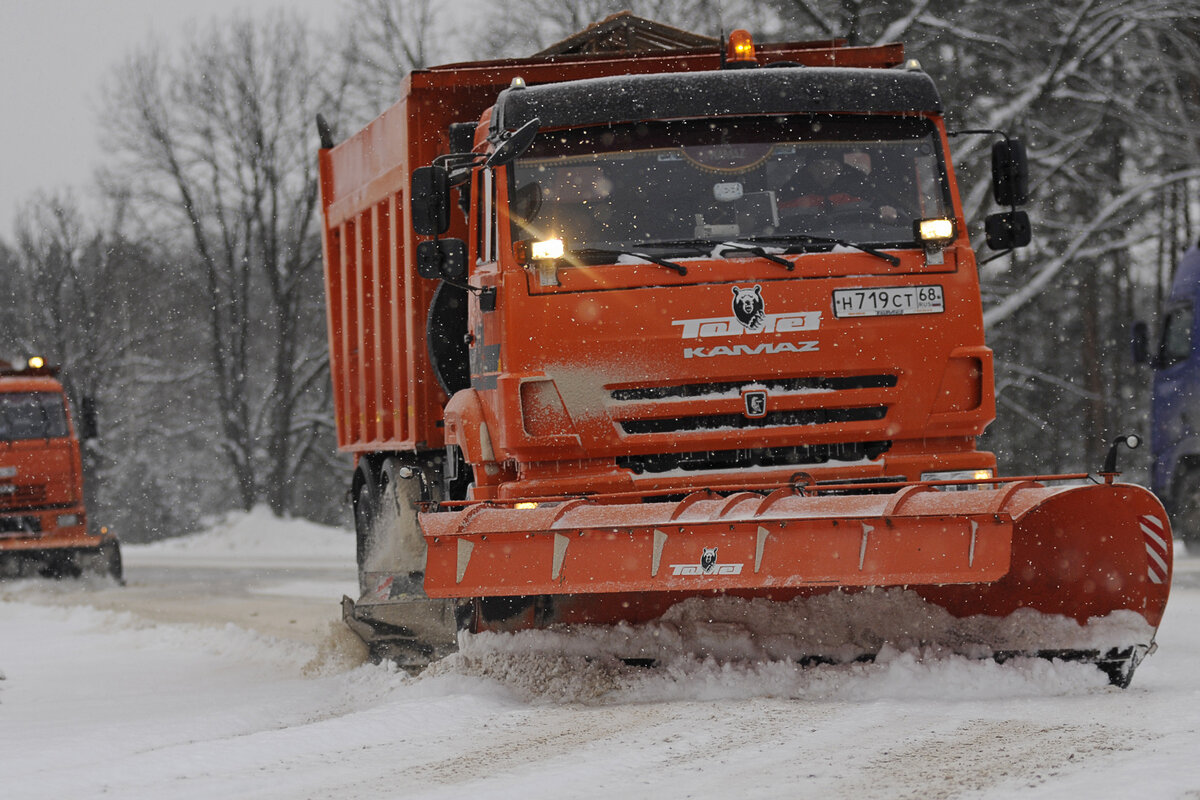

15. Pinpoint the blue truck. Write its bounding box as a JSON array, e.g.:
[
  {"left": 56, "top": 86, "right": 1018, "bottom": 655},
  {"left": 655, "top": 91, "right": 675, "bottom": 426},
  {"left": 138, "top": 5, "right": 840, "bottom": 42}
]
[{"left": 1135, "top": 242, "right": 1200, "bottom": 549}]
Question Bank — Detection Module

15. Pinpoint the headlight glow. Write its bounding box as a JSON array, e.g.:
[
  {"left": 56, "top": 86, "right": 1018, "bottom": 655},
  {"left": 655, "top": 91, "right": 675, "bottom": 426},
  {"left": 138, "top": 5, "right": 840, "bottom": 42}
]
[
  {"left": 530, "top": 238, "right": 565, "bottom": 261},
  {"left": 916, "top": 218, "right": 955, "bottom": 243}
]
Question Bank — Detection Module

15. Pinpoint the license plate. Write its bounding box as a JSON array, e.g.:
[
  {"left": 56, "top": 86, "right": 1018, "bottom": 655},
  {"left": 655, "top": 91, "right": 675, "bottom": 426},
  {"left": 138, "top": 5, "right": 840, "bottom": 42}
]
[{"left": 832, "top": 285, "right": 945, "bottom": 318}]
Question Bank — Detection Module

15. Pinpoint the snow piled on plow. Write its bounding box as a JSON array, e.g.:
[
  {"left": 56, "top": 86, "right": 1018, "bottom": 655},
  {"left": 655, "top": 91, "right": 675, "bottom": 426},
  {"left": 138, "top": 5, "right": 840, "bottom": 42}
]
[{"left": 429, "top": 589, "right": 1151, "bottom": 703}]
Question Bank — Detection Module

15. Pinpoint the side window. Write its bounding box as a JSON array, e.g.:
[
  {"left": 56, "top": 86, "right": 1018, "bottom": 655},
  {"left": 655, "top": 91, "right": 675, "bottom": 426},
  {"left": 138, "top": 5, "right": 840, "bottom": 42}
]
[
  {"left": 1160, "top": 305, "right": 1194, "bottom": 367},
  {"left": 480, "top": 168, "right": 496, "bottom": 263},
  {"left": 474, "top": 169, "right": 486, "bottom": 264},
  {"left": 489, "top": 168, "right": 498, "bottom": 262}
]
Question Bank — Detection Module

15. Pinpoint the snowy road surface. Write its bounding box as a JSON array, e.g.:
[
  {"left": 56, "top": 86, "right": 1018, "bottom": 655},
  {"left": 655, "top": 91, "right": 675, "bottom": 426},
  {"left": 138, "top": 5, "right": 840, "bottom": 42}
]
[{"left": 3, "top": 508, "right": 1200, "bottom": 799}]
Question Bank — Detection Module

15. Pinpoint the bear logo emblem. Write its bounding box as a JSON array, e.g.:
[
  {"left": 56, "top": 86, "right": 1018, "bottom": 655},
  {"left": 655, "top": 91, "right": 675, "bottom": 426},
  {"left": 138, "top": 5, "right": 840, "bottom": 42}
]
[
  {"left": 731, "top": 285, "right": 765, "bottom": 332},
  {"left": 701, "top": 547, "right": 718, "bottom": 573}
]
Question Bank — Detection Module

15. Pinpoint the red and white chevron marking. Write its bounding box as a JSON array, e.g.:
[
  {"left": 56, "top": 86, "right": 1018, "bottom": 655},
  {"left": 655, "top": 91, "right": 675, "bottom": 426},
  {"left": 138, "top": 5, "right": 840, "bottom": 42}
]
[{"left": 1140, "top": 514, "right": 1170, "bottom": 585}]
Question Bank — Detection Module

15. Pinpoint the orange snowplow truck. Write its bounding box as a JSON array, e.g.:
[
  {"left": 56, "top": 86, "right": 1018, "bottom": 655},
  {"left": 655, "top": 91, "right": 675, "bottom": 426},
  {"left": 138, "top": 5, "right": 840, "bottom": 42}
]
[
  {"left": 319, "top": 24, "right": 1171, "bottom": 686},
  {"left": 0, "top": 359, "right": 121, "bottom": 581}
]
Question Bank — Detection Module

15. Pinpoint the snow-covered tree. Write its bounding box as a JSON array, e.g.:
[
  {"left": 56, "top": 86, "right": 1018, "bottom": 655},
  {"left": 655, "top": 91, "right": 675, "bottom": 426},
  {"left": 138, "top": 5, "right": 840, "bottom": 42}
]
[{"left": 100, "top": 13, "right": 347, "bottom": 516}]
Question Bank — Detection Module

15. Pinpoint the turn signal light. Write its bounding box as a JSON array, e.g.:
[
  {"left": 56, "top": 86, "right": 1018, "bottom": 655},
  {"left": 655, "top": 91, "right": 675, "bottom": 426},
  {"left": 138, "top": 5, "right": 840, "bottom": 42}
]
[{"left": 921, "top": 468, "right": 995, "bottom": 489}]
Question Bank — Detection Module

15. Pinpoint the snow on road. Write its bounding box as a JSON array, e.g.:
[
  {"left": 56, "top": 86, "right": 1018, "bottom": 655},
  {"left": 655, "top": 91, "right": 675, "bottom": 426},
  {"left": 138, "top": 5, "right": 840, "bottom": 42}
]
[{"left": 3, "top": 510, "right": 1200, "bottom": 799}]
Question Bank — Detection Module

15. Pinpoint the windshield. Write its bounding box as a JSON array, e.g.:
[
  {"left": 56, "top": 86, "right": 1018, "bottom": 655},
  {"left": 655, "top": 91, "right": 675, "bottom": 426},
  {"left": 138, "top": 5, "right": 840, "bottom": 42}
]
[
  {"left": 0, "top": 392, "right": 69, "bottom": 441},
  {"left": 509, "top": 115, "right": 951, "bottom": 256}
]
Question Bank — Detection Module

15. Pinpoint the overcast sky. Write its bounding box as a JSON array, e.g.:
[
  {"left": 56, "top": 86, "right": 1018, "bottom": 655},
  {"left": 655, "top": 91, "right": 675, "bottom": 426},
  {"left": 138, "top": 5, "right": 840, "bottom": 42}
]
[{"left": 0, "top": 0, "right": 343, "bottom": 243}]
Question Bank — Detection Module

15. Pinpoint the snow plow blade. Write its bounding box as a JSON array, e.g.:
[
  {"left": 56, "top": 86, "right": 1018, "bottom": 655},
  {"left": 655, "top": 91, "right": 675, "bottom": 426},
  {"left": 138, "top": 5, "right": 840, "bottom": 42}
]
[
  {"left": 420, "top": 479, "right": 1171, "bottom": 684},
  {"left": 422, "top": 483, "right": 1018, "bottom": 596},
  {"left": 0, "top": 534, "right": 123, "bottom": 582}
]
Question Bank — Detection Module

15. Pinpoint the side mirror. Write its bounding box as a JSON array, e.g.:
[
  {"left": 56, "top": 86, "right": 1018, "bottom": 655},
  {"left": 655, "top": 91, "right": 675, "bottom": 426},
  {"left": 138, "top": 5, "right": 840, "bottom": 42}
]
[
  {"left": 992, "top": 139, "right": 1029, "bottom": 206},
  {"left": 984, "top": 210, "right": 1031, "bottom": 250},
  {"left": 416, "top": 238, "right": 468, "bottom": 281},
  {"left": 79, "top": 395, "right": 98, "bottom": 441},
  {"left": 1131, "top": 320, "right": 1151, "bottom": 365},
  {"left": 412, "top": 166, "right": 450, "bottom": 236},
  {"left": 485, "top": 118, "right": 541, "bottom": 168}
]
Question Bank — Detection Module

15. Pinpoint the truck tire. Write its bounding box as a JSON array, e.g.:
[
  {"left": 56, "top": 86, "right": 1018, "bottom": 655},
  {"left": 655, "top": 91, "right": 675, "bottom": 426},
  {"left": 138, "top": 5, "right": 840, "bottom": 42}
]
[
  {"left": 353, "top": 463, "right": 380, "bottom": 597},
  {"left": 1171, "top": 469, "right": 1200, "bottom": 551},
  {"left": 100, "top": 538, "right": 124, "bottom": 584}
]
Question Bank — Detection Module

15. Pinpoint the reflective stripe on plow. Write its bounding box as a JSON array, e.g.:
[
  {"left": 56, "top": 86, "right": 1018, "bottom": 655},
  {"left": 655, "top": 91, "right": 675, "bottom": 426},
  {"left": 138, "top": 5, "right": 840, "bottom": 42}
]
[
  {"left": 651, "top": 529, "right": 668, "bottom": 577},
  {"left": 552, "top": 533, "right": 569, "bottom": 581},
  {"left": 1140, "top": 514, "right": 1169, "bottom": 585}
]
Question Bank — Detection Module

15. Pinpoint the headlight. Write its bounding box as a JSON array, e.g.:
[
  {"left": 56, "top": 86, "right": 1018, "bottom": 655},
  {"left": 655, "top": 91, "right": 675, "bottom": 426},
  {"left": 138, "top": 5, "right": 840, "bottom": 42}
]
[
  {"left": 56, "top": 514, "right": 80, "bottom": 528},
  {"left": 915, "top": 217, "right": 955, "bottom": 244},
  {"left": 516, "top": 237, "right": 565, "bottom": 264},
  {"left": 530, "top": 238, "right": 565, "bottom": 261}
]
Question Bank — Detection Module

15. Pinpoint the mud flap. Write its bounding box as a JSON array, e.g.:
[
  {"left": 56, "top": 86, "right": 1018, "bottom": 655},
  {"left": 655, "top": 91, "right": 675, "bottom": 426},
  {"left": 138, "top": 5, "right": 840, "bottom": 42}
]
[
  {"left": 80, "top": 537, "right": 124, "bottom": 584},
  {"left": 342, "top": 594, "right": 460, "bottom": 671}
]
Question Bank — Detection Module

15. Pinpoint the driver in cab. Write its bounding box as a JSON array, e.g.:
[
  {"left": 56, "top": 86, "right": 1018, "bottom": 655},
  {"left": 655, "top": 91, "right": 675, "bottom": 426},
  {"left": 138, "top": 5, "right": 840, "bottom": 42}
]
[
  {"left": 780, "top": 152, "right": 868, "bottom": 210},
  {"left": 780, "top": 150, "right": 900, "bottom": 223}
]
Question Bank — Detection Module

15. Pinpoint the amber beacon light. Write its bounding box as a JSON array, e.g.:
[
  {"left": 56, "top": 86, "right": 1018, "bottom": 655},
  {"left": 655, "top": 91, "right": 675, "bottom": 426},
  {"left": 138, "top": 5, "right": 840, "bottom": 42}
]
[{"left": 726, "top": 30, "right": 757, "bottom": 65}]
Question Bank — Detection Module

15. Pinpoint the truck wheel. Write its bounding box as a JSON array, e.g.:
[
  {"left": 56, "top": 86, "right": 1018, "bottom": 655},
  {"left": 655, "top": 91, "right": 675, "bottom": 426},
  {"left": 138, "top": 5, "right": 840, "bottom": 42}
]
[
  {"left": 1171, "top": 470, "right": 1200, "bottom": 551},
  {"left": 353, "top": 465, "right": 380, "bottom": 597},
  {"left": 100, "top": 539, "right": 124, "bottom": 584}
]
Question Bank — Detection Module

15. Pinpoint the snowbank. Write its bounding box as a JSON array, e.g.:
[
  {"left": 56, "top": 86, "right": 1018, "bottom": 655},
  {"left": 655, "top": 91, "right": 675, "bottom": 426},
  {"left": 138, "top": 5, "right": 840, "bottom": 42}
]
[{"left": 125, "top": 505, "right": 355, "bottom": 568}]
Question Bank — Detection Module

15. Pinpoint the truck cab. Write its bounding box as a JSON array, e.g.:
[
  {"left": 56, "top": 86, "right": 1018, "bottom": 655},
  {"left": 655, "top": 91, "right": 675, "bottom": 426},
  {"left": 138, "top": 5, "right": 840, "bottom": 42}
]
[
  {"left": 433, "top": 62, "right": 999, "bottom": 504},
  {"left": 0, "top": 360, "right": 120, "bottom": 580}
]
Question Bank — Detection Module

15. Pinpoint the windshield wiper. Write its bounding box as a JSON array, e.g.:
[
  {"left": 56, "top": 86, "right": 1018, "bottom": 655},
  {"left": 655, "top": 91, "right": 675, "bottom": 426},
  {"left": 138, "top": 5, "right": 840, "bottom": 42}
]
[
  {"left": 570, "top": 248, "right": 688, "bottom": 275},
  {"left": 748, "top": 234, "right": 901, "bottom": 267},
  {"left": 638, "top": 236, "right": 900, "bottom": 267},
  {"left": 717, "top": 241, "right": 794, "bottom": 271}
]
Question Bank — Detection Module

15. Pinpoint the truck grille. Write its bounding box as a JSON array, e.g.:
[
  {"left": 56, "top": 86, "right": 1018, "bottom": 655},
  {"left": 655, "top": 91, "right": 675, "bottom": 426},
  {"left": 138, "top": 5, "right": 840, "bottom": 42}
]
[
  {"left": 0, "top": 515, "right": 42, "bottom": 535},
  {"left": 619, "top": 405, "right": 886, "bottom": 434},
  {"left": 618, "top": 440, "right": 891, "bottom": 474},
  {"left": 610, "top": 374, "right": 897, "bottom": 401},
  {"left": 609, "top": 373, "right": 896, "bottom": 437},
  {"left": 0, "top": 484, "right": 47, "bottom": 510}
]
